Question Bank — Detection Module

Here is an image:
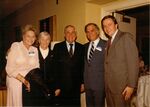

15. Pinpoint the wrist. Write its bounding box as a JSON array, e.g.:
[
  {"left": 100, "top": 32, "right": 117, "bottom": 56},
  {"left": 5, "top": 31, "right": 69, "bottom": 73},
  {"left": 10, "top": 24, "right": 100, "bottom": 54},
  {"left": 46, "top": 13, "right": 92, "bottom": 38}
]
[{"left": 16, "top": 74, "right": 25, "bottom": 83}]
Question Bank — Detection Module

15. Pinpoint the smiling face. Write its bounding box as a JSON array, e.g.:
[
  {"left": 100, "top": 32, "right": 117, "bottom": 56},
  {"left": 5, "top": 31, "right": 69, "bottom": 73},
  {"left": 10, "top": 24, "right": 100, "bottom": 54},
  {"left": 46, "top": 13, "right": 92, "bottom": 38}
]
[
  {"left": 39, "top": 32, "right": 51, "bottom": 50},
  {"left": 102, "top": 18, "right": 118, "bottom": 37},
  {"left": 64, "top": 26, "right": 77, "bottom": 43},
  {"left": 85, "top": 24, "right": 99, "bottom": 41},
  {"left": 23, "top": 30, "right": 36, "bottom": 49}
]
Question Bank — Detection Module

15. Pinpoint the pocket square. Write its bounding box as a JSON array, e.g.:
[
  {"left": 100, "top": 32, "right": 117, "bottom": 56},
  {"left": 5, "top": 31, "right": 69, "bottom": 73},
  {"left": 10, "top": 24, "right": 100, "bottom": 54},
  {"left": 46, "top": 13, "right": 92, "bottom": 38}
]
[{"left": 96, "top": 47, "right": 102, "bottom": 51}]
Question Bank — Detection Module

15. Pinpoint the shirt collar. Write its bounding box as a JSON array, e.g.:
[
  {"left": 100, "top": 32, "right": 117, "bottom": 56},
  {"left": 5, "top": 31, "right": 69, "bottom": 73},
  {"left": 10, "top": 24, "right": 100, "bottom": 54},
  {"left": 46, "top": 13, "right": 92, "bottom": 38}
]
[
  {"left": 66, "top": 41, "right": 75, "bottom": 46},
  {"left": 39, "top": 46, "right": 49, "bottom": 52},
  {"left": 111, "top": 29, "right": 118, "bottom": 43},
  {"left": 91, "top": 37, "right": 100, "bottom": 48}
]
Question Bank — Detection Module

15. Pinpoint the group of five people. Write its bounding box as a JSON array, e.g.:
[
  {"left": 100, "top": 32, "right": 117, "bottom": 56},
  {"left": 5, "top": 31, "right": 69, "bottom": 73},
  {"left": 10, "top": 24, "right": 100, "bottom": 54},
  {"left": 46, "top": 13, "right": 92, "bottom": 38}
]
[{"left": 6, "top": 15, "right": 139, "bottom": 107}]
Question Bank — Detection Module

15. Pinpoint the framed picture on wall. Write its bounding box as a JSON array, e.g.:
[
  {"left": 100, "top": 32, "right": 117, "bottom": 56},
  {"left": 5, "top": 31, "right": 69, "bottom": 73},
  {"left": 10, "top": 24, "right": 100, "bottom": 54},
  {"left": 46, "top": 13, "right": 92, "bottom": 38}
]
[{"left": 39, "top": 15, "right": 56, "bottom": 41}]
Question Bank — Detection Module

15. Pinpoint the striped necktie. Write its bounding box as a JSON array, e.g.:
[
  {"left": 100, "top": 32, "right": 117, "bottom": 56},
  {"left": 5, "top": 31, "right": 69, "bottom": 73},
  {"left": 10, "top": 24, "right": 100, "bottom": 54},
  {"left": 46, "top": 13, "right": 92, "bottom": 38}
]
[{"left": 88, "top": 42, "right": 94, "bottom": 62}]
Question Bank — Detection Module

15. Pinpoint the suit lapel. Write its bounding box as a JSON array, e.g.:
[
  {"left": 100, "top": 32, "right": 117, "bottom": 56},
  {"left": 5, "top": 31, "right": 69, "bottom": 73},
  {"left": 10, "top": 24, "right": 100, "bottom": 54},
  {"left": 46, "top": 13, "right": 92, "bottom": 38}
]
[
  {"left": 95, "top": 39, "right": 102, "bottom": 50},
  {"left": 108, "top": 30, "right": 122, "bottom": 54},
  {"left": 73, "top": 42, "right": 77, "bottom": 57},
  {"left": 62, "top": 41, "right": 70, "bottom": 57},
  {"left": 38, "top": 47, "right": 44, "bottom": 60},
  {"left": 85, "top": 38, "right": 101, "bottom": 62},
  {"left": 85, "top": 43, "right": 90, "bottom": 62}
]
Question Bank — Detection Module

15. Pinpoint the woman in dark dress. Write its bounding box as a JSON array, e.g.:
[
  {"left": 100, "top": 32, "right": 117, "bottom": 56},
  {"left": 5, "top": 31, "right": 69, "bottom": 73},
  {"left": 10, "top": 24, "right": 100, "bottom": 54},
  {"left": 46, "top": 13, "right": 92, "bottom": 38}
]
[{"left": 38, "top": 31, "right": 60, "bottom": 106}]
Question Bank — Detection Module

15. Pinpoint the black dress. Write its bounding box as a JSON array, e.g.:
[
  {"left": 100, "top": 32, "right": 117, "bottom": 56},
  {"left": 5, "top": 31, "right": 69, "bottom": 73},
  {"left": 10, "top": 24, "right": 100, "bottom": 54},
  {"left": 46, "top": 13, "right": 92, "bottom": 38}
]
[
  {"left": 38, "top": 47, "right": 57, "bottom": 105},
  {"left": 22, "top": 68, "right": 51, "bottom": 106}
]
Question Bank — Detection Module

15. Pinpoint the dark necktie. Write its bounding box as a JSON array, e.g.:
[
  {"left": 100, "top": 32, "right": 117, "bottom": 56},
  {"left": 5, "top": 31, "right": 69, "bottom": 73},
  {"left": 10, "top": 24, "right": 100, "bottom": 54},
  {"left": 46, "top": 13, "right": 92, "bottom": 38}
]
[
  {"left": 107, "top": 38, "right": 112, "bottom": 55},
  {"left": 69, "top": 44, "right": 73, "bottom": 57},
  {"left": 88, "top": 42, "right": 94, "bottom": 63}
]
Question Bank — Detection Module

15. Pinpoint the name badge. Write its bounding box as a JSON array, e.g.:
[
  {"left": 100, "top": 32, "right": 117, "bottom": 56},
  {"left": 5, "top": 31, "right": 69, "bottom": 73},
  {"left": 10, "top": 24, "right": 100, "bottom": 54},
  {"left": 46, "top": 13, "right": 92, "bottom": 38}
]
[
  {"left": 28, "top": 51, "right": 35, "bottom": 56},
  {"left": 96, "top": 46, "right": 102, "bottom": 51}
]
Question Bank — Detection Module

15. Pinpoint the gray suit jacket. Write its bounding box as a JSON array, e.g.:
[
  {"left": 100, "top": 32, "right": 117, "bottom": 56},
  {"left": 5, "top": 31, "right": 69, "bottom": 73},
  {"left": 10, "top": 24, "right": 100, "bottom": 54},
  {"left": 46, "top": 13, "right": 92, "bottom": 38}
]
[
  {"left": 84, "top": 38, "right": 106, "bottom": 90},
  {"left": 104, "top": 30, "right": 139, "bottom": 94}
]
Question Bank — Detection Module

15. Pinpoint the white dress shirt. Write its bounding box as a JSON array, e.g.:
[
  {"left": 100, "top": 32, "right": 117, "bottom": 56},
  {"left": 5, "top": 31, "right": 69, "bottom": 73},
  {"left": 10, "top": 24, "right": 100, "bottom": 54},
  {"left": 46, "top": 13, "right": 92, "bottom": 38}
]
[
  {"left": 111, "top": 29, "right": 118, "bottom": 44},
  {"left": 87, "top": 37, "right": 100, "bottom": 60},
  {"left": 66, "top": 41, "right": 75, "bottom": 54}
]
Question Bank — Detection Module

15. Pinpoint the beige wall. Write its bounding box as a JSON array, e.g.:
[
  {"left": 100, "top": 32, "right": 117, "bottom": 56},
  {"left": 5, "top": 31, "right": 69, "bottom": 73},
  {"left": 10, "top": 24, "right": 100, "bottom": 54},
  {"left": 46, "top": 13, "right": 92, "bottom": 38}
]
[
  {"left": 85, "top": 3, "right": 101, "bottom": 27},
  {"left": 85, "top": 3, "right": 102, "bottom": 41},
  {"left": 3, "top": 0, "right": 109, "bottom": 46},
  {"left": 3, "top": 0, "right": 91, "bottom": 45},
  {"left": 56, "top": 0, "right": 87, "bottom": 43}
]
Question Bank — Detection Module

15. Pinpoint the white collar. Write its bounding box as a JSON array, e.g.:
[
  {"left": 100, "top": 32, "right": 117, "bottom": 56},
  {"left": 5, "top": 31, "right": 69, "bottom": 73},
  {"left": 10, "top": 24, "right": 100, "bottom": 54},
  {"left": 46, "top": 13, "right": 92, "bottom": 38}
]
[
  {"left": 90, "top": 37, "right": 100, "bottom": 49},
  {"left": 111, "top": 29, "right": 118, "bottom": 43},
  {"left": 66, "top": 41, "right": 75, "bottom": 46},
  {"left": 39, "top": 46, "right": 49, "bottom": 52},
  {"left": 39, "top": 47, "right": 49, "bottom": 59}
]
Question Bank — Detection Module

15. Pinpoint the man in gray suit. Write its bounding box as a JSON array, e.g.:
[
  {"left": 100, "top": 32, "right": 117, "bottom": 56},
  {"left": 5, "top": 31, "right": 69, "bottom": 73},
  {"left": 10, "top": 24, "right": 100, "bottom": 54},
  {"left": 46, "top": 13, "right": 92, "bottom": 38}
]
[
  {"left": 84, "top": 23, "right": 106, "bottom": 107},
  {"left": 101, "top": 15, "right": 139, "bottom": 107}
]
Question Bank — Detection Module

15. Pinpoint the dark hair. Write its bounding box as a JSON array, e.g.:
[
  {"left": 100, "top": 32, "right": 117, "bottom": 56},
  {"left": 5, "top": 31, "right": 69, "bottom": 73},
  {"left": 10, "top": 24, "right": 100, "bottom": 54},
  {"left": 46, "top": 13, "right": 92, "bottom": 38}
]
[
  {"left": 84, "top": 23, "right": 100, "bottom": 33},
  {"left": 101, "top": 15, "right": 118, "bottom": 31}
]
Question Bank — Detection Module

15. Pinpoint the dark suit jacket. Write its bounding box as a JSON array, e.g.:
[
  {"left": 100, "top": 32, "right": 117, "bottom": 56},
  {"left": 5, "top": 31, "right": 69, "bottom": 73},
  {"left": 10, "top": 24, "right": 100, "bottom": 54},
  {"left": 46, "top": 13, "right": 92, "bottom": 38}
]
[
  {"left": 84, "top": 38, "right": 106, "bottom": 90},
  {"left": 38, "top": 47, "right": 55, "bottom": 90},
  {"left": 104, "top": 30, "right": 139, "bottom": 94},
  {"left": 53, "top": 41, "right": 84, "bottom": 98}
]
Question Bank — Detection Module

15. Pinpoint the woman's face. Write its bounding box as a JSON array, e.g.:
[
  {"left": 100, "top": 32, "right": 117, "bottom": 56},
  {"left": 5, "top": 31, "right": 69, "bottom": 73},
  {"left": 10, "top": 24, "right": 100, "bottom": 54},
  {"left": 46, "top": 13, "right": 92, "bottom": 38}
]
[
  {"left": 23, "top": 30, "right": 36, "bottom": 48},
  {"left": 39, "top": 35, "right": 51, "bottom": 50}
]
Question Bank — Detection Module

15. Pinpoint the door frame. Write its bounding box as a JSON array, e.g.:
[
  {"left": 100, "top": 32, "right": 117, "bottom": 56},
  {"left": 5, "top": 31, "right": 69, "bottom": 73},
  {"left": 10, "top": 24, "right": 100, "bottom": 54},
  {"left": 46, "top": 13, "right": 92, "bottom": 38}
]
[{"left": 100, "top": 0, "right": 149, "bottom": 40}]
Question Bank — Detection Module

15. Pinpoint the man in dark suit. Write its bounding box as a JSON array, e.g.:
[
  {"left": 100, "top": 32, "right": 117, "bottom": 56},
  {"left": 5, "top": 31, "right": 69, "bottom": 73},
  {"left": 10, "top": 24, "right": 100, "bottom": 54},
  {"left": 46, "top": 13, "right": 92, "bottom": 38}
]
[
  {"left": 53, "top": 25, "right": 84, "bottom": 107},
  {"left": 101, "top": 15, "right": 139, "bottom": 107},
  {"left": 84, "top": 23, "right": 106, "bottom": 107}
]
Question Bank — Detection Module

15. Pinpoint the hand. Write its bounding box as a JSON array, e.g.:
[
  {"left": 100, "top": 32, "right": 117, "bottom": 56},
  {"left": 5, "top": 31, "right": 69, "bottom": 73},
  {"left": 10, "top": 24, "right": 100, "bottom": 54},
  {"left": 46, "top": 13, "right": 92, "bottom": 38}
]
[
  {"left": 23, "top": 79, "right": 30, "bottom": 92},
  {"left": 55, "top": 89, "right": 61, "bottom": 96},
  {"left": 80, "top": 84, "right": 85, "bottom": 93},
  {"left": 16, "top": 74, "right": 30, "bottom": 92},
  {"left": 122, "top": 86, "right": 134, "bottom": 101}
]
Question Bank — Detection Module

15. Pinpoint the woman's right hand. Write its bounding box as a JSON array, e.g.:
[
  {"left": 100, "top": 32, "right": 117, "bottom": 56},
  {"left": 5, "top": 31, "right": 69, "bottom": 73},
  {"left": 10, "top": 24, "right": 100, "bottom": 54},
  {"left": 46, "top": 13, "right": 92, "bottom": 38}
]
[
  {"left": 16, "top": 74, "right": 30, "bottom": 92},
  {"left": 23, "top": 79, "right": 30, "bottom": 92},
  {"left": 55, "top": 89, "right": 61, "bottom": 96}
]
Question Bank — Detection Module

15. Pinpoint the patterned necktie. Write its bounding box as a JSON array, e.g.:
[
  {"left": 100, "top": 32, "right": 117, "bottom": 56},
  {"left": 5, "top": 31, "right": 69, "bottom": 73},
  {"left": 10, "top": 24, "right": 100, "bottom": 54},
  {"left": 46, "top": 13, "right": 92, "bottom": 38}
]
[
  {"left": 88, "top": 42, "right": 94, "bottom": 62},
  {"left": 69, "top": 44, "right": 73, "bottom": 57}
]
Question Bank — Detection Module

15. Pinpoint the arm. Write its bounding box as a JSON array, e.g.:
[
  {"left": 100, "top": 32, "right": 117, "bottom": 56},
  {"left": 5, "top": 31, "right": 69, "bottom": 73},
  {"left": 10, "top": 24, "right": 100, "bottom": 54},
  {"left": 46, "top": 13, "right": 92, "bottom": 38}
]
[
  {"left": 16, "top": 73, "right": 30, "bottom": 92},
  {"left": 6, "top": 43, "right": 21, "bottom": 78},
  {"left": 122, "top": 33, "right": 139, "bottom": 100},
  {"left": 6, "top": 43, "right": 31, "bottom": 91},
  {"left": 53, "top": 45, "right": 61, "bottom": 96}
]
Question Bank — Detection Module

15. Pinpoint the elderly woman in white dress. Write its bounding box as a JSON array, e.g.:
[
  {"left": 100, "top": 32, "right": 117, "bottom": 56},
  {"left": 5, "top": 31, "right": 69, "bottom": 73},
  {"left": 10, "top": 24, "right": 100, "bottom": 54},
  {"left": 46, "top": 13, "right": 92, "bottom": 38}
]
[{"left": 6, "top": 24, "right": 39, "bottom": 107}]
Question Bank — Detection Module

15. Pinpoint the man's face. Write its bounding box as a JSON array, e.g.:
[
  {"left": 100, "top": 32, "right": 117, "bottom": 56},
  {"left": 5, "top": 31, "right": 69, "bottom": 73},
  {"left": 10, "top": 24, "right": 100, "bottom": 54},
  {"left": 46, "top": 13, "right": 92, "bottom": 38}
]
[
  {"left": 102, "top": 18, "right": 118, "bottom": 37},
  {"left": 85, "top": 25, "right": 99, "bottom": 41},
  {"left": 64, "top": 26, "right": 77, "bottom": 43}
]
